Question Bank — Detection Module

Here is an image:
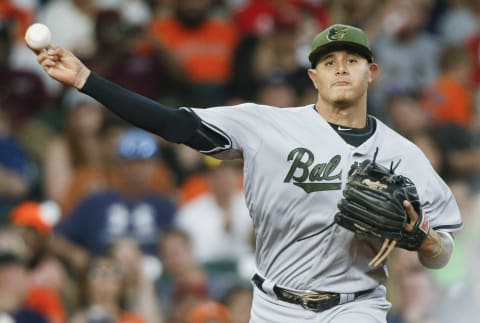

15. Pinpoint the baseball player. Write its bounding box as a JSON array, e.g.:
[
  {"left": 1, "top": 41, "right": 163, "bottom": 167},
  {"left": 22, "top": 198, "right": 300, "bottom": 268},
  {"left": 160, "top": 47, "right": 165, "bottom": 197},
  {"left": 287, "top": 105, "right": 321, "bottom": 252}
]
[{"left": 35, "top": 24, "right": 462, "bottom": 322}]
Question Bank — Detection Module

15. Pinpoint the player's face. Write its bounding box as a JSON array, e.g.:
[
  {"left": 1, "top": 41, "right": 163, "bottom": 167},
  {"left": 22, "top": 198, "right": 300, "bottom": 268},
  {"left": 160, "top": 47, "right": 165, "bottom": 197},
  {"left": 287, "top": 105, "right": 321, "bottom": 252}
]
[{"left": 308, "top": 51, "right": 378, "bottom": 108}]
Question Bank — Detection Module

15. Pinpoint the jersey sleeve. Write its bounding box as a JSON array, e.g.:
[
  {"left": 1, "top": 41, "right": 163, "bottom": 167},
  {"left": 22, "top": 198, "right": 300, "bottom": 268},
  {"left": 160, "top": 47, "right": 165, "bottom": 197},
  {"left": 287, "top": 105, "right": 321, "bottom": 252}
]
[
  {"left": 421, "top": 169, "right": 463, "bottom": 232},
  {"left": 184, "top": 103, "right": 265, "bottom": 159},
  {"left": 375, "top": 121, "right": 463, "bottom": 233},
  {"left": 405, "top": 151, "right": 463, "bottom": 233}
]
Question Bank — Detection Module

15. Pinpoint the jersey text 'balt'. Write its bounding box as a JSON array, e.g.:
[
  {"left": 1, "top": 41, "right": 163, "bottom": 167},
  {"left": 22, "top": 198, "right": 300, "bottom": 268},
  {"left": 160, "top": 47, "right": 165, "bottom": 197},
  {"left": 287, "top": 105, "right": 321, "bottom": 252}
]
[{"left": 284, "top": 148, "right": 342, "bottom": 193}]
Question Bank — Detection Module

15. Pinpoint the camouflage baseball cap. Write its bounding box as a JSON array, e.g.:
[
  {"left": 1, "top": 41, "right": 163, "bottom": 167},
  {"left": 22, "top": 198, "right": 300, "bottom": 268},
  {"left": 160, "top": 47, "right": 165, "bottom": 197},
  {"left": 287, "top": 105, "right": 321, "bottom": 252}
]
[{"left": 308, "top": 24, "right": 373, "bottom": 67}]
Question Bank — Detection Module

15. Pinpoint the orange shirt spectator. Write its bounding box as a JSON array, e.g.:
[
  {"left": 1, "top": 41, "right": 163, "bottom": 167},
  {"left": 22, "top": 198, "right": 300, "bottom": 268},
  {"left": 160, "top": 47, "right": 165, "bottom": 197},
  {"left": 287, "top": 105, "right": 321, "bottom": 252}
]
[
  {"left": 421, "top": 44, "right": 474, "bottom": 128},
  {"left": 178, "top": 173, "right": 210, "bottom": 206},
  {"left": 178, "top": 157, "right": 244, "bottom": 206},
  {"left": 10, "top": 201, "right": 67, "bottom": 323},
  {"left": 150, "top": 15, "right": 238, "bottom": 84},
  {"left": 421, "top": 77, "right": 473, "bottom": 127}
]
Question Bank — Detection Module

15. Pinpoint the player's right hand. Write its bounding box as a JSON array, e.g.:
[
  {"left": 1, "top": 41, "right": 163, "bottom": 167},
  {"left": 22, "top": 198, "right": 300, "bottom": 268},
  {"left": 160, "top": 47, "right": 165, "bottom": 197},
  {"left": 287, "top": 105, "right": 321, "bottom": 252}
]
[{"left": 37, "top": 45, "right": 91, "bottom": 89}]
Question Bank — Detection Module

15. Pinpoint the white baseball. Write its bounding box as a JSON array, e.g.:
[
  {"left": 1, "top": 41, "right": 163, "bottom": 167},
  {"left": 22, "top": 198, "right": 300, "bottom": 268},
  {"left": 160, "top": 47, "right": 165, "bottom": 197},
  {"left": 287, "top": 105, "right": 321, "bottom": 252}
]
[{"left": 25, "top": 23, "right": 51, "bottom": 50}]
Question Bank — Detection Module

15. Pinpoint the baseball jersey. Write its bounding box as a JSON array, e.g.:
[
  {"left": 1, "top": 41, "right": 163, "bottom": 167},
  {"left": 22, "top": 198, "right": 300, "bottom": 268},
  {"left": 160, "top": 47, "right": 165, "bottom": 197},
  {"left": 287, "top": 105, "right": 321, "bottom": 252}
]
[{"left": 185, "top": 103, "right": 463, "bottom": 293}]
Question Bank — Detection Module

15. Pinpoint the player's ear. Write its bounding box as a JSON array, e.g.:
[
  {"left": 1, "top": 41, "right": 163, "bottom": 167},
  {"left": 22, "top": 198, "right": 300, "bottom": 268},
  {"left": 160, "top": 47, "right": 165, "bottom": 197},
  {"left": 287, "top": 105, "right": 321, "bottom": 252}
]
[
  {"left": 307, "top": 68, "right": 319, "bottom": 90},
  {"left": 368, "top": 63, "right": 379, "bottom": 83}
]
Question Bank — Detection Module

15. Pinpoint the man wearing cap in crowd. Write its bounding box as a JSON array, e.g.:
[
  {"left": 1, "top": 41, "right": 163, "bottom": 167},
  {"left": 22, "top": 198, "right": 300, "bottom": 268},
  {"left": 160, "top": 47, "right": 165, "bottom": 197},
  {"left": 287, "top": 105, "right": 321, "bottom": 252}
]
[
  {"left": 0, "top": 228, "right": 49, "bottom": 323},
  {"left": 52, "top": 128, "right": 176, "bottom": 275},
  {"left": 36, "top": 23, "right": 461, "bottom": 322},
  {"left": 9, "top": 201, "right": 67, "bottom": 323}
]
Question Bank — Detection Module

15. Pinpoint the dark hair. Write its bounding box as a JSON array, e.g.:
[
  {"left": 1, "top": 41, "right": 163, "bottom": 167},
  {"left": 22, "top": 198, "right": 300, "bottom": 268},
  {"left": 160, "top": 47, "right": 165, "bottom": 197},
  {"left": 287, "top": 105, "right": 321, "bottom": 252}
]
[{"left": 77, "top": 256, "right": 128, "bottom": 310}]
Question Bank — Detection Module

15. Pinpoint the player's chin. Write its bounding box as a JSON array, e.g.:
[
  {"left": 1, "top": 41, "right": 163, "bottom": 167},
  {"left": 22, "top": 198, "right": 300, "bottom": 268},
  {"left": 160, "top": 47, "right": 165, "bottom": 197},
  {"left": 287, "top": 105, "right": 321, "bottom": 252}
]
[{"left": 332, "top": 98, "right": 354, "bottom": 109}]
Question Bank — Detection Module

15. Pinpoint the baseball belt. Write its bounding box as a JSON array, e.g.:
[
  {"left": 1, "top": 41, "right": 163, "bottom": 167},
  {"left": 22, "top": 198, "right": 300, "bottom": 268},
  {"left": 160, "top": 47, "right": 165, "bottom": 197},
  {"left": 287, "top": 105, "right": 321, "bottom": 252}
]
[{"left": 252, "top": 273, "right": 373, "bottom": 312}]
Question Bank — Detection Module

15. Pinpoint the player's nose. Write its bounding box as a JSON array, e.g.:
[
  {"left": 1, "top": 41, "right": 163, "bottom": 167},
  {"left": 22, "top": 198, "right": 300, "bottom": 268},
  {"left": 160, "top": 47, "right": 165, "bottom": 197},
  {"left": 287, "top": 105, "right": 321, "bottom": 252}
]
[{"left": 335, "top": 66, "right": 348, "bottom": 75}]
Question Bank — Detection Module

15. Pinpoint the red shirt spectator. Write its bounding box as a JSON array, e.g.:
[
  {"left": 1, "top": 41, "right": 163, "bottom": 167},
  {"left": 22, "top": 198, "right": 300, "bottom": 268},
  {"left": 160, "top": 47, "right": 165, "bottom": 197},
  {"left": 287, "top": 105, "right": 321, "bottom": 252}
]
[
  {"left": 233, "top": 0, "right": 329, "bottom": 36},
  {"left": 466, "top": 34, "right": 480, "bottom": 87}
]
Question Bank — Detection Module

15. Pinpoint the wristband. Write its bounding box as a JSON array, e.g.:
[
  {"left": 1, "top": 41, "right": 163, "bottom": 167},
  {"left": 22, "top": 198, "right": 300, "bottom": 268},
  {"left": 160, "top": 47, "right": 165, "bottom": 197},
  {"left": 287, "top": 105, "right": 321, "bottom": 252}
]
[{"left": 425, "top": 234, "right": 444, "bottom": 259}]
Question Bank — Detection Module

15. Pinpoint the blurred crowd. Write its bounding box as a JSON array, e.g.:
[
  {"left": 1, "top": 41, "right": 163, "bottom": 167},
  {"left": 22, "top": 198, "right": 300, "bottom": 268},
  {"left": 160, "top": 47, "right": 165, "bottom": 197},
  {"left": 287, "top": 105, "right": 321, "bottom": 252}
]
[{"left": 0, "top": 0, "right": 479, "bottom": 322}]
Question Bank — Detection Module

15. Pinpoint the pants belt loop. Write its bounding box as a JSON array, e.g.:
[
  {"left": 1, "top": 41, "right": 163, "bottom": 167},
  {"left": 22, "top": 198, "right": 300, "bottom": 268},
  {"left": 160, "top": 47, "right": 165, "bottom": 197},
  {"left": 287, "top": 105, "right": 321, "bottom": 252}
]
[
  {"left": 260, "top": 277, "right": 278, "bottom": 299},
  {"left": 339, "top": 293, "right": 355, "bottom": 305}
]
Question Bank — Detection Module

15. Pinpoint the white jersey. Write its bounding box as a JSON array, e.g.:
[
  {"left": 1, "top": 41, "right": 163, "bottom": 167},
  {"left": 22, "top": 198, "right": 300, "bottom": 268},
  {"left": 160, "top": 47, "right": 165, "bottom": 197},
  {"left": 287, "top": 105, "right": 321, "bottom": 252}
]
[{"left": 186, "top": 103, "right": 463, "bottom": 293}]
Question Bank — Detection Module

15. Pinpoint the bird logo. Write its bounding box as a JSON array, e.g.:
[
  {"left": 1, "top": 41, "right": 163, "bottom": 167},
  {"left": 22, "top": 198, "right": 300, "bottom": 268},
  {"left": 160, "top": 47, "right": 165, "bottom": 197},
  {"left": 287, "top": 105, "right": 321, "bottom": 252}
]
[{"left": 327, "top": 26, "right": 349, "bottom": 41}]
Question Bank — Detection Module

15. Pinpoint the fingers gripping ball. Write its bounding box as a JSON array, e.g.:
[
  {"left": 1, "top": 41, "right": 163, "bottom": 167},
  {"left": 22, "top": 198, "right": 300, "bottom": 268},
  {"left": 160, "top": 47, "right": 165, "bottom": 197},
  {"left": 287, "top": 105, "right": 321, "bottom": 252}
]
[
  {"left": 25, "top": 23, "right": 51, "bottom": 50},
  {"left": 335, "top": 151, "right": 428, "bottom": 267}
]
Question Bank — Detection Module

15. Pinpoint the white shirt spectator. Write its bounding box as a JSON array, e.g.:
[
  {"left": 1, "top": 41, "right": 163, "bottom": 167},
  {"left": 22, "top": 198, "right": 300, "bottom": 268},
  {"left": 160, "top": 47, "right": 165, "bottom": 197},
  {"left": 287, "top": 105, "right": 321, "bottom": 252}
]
[
  {"left": 175, "top": 192, "right": 253, "bottom": 264},
  {"left": 38, "top": 0, "right": 95, "bottom": 56}
]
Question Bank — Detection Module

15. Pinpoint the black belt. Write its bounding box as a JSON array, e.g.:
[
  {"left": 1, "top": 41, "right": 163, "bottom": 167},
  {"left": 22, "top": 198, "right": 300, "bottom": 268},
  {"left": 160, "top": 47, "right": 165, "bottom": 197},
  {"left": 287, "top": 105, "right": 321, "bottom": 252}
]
[{"left": 252, "top": 274, "right": 373, "bottom": 312}]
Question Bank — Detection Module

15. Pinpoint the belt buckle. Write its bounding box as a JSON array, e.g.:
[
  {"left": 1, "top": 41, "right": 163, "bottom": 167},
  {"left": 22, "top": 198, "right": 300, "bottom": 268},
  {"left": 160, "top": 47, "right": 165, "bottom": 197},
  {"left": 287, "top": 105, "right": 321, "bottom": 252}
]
[{"left": 300, "top": 291, "right": 338, "bottom": 312}]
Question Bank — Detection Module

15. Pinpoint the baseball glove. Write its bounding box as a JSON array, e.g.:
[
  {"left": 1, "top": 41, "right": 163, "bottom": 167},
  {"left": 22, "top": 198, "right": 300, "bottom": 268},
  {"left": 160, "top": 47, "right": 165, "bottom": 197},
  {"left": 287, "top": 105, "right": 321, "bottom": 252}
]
[{"left": 335, "top": 152, "right": 430, "bottom": 267}]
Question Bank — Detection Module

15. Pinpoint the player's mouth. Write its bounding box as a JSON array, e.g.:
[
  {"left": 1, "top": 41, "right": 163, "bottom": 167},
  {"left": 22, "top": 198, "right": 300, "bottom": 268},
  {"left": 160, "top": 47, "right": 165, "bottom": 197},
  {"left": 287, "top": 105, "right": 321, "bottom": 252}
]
[{"left": 331, "top": 81, "right": 351, "bottom": 86}]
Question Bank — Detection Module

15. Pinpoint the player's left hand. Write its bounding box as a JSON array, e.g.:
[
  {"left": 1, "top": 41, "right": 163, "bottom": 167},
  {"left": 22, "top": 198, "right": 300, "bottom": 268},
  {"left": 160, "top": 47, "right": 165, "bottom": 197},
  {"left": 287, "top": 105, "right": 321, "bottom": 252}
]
[
  {"left": 335, "top": 156, "right": 431, "bottom": 266},
  {"left": 395, "top": 197, "right": 430, "bottom": 252}
]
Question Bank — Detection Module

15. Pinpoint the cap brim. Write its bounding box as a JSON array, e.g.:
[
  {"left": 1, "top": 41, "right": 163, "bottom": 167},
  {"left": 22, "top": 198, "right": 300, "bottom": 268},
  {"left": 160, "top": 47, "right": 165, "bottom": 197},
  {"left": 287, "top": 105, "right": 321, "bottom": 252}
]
[{"left": 309, "top": 42, "right": 373, "bottom": 67}]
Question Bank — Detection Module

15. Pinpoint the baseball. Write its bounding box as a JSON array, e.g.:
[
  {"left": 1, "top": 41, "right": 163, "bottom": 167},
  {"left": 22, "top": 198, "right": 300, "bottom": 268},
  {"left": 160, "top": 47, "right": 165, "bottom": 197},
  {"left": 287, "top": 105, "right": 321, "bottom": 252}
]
[{"left": 25, "top": 23, "right": 51, "bottom": 50}]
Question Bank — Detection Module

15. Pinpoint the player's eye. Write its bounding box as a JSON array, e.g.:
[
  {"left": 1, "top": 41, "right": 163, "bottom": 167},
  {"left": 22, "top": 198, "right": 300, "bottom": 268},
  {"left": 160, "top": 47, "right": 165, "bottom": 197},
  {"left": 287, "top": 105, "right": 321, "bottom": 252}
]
[
  {"left": 347, "top": 58, "right": 358, "bottom": 64},
  {"left": 324, "top": 60, "right": 335, "bottom": 66}
]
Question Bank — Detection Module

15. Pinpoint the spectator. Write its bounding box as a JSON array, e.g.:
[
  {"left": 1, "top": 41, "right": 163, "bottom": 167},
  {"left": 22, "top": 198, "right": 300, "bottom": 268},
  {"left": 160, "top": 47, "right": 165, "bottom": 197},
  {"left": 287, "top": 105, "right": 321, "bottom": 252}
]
[
  {"left": 149, "top": 0, "right": 238, "bottom": 106},
  {"left": 176, "top": 150, "right": 243, "bottom": 207},
  {"left": 255, "top": 72, "right": 299, "bottom": 107},
  {"left": 84, "top": 8, "right": 183, "bottom": 101},
  {"left": 109, "top": 238, "right": 164, "bottom": 323},
  {"left": 188, "top": 300, "right": 230, "bottom": 323},
  {"left": 175, "top": 146, "right": 211, "bottom": 202},
  {"left": 385, "top": 92, "right": 430, "bottom": 139},
  {"left": 0, "top": 1, "right": 33, "bottom": 40},
  {"left": 175, "top": 157, "right": 253, "bottom": 266},
  {"left": 0, "top": 228, "right": 48, "bottom": 323},
  {"left": 370, "top": 0, "right": 441, "bottom": 116},
  {"left": 53, "top": 128, "right": 176, "bottom": 275},
  {"left": 328, "top": 0, "right": 378, "bottom": 30},
  {"left": 37, "top": 0, "right": 97, "bottom": 57},
  {"left": 157, "top": 229, "right": 235, "bottom": 321},
  {"left": 420, "top": 44, "right": 475, "bottom": 128},
  {"left": 70, "top": 255, "right": 146, "bottom": 323},
  {"left": 222, "top": 284, "right": 252, "bottom": 323},
  {"left": 43, "top": 90, "right": 108, "bottom": 214},
  {"left": 428, "top": 180, "right": 480, "bottom": 292},
  {"left": 435, "top": 0, "right": 479, "bottom": 46},
  {"left": 411, "top": 124, "right": 480, "bottom": 182},
  {"left": 230, "top": 9, "right": 309, "bottom": 102},
  {"left": 387, "top": 250, "right": 441, "bottom": 323},
  {"left": 0, "top": 19, "right": 48, "bottom": 127},
  {"left": 465, "top": 6, "right": 480, "bottom": 89},
  {"left": 157, "top": 229, "right": 210, "bottom": 322},
  {"left": 9, "top": 200, "right": 70, "bottom": 323},
  {"left": 0, "top": 108, "right": 33, "bottom": 223},
  {"left": 232, "top": 0, "right": 326, "bottom": 38}
]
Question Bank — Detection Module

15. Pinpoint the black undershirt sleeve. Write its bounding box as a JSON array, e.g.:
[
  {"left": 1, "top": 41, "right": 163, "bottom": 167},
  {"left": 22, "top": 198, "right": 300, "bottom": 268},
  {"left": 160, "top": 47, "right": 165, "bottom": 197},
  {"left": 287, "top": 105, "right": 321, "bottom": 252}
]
[{"left": 80, "top": 72, "right": 228, "bottom": 151}]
